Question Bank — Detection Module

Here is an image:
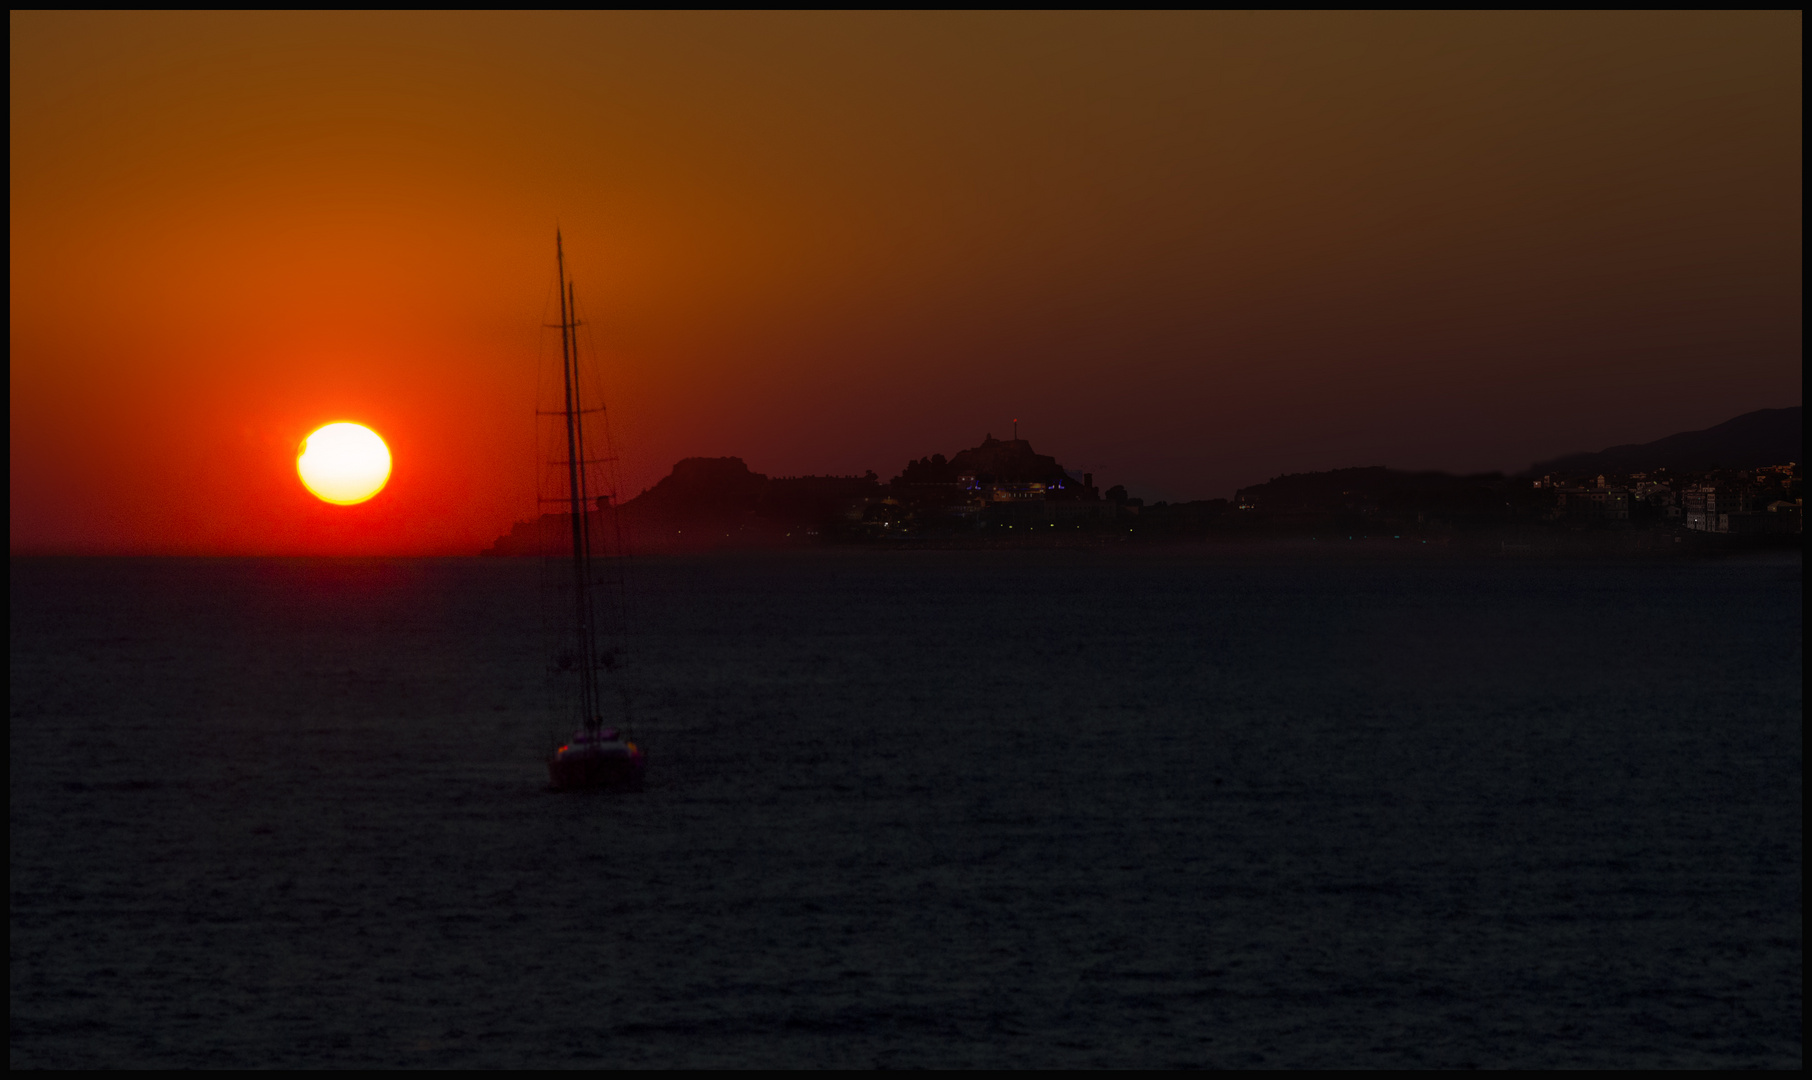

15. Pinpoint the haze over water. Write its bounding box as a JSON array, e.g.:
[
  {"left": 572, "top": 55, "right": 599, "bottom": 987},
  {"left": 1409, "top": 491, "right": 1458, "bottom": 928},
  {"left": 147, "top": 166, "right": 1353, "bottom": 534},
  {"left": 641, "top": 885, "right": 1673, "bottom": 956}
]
[{"left": 10, "top": 552, "right": 1801, "bottom": 1067}]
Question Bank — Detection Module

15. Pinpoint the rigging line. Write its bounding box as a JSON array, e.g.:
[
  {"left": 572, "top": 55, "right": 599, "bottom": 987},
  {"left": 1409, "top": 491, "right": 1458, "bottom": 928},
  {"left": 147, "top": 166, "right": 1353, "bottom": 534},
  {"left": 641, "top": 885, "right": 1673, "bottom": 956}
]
[
  {"left": 534, "top": 264, "right": 559, "bottom": 519},
  {"left": 575, "top": 306, "right": 603, "bottom": 727},
  {"left": 535, "top": 247, "right": 587, "bottom": 735},
  {"left": 556, "top": 232, "right": 598, "bottom": 731},
  {"left": 574, "top": 293, "right": 609, "bottom": 728},
  {"left": 569, "top": 276, "right": 607, "bottom": 724},
  {"left": 574, "top": 283, "right": 635, "bottom": 714}
]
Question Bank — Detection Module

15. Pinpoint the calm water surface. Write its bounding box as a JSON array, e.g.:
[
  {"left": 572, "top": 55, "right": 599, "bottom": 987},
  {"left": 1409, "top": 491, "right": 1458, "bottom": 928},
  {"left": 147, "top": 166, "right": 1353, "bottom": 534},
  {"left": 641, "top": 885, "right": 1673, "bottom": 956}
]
[{"left": 10, "top": 551, "right": 1802, "bottom": 1067}]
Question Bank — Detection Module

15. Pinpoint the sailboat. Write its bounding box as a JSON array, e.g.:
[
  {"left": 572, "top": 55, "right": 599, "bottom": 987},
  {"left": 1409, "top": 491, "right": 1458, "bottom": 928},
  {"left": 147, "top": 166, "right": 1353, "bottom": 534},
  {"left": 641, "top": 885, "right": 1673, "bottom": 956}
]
[{"left": 540, "top": 232, "right": 646, "bottom": 791}]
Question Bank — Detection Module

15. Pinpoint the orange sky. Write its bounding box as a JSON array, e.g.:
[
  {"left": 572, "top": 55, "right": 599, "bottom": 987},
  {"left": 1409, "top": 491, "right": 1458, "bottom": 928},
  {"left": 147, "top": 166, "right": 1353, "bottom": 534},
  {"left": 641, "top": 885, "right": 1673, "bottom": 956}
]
[{"left": 10, "top": 11, "right": 1802, "bottom": 554}]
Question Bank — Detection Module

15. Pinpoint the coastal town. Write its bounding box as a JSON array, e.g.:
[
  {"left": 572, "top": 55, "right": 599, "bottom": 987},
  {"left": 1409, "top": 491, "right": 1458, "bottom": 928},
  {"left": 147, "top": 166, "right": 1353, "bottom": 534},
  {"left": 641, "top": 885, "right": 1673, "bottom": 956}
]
[{"left": 485, "top": 407, "right": 1801, "bottom": 555}]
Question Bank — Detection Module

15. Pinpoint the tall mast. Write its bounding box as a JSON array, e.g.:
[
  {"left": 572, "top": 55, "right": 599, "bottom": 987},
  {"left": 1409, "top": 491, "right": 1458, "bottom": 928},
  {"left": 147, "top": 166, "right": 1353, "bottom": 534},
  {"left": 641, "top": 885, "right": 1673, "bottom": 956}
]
[{"left": 556, "top": 231, "right": 600, "bottom": 731}]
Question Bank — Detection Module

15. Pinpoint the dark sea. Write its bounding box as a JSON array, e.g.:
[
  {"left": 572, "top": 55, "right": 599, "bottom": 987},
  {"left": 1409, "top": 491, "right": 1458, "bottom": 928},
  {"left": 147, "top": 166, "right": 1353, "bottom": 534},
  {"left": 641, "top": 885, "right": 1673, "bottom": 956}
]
[{"left": 10, "top": 550, "right": 1802, "bottom": 1068}]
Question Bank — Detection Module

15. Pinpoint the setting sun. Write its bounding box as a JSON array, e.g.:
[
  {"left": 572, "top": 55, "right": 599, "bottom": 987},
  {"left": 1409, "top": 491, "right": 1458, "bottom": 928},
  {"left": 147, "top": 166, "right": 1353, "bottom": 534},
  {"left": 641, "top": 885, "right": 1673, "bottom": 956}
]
[{"left": 297, "top": 422, "right": 391, "bottom": 505}]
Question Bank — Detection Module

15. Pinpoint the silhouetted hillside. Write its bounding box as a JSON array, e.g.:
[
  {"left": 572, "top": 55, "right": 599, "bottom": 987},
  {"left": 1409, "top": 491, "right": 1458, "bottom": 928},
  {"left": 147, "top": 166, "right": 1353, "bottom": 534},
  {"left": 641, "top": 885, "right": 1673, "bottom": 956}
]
[
  {"left": 487, "top": 417, "right": 1803, "bottom": 556},
  {"left": 630, "top": 457, "right": 770, "bottom": 519},
  {"left": 1526, "top": 407, "right": 1801, "bottom": 477},
  {"left": 945, "top": 435, "right": 1071, "bottom": 486},
  {"left": 485, "top": 458, "right": 880, "bottom": 554}
]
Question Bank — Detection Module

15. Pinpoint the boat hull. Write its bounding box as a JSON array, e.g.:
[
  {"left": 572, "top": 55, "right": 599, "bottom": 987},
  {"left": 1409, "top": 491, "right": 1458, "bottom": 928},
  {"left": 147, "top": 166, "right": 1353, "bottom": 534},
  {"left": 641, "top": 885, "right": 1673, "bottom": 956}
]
[{"left": 548, "top": 749, "right": 645, "bottom": 791}]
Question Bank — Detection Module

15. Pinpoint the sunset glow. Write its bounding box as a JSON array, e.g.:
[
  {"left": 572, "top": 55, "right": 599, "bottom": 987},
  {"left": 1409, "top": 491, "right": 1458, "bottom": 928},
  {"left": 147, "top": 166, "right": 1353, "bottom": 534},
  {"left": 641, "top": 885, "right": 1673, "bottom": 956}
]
[
  {"left": 7, "top": 12, "right": 1800, "bottom": 555},
  {"left": 297, "top": 423, "right": 391, "bottom": 505}
]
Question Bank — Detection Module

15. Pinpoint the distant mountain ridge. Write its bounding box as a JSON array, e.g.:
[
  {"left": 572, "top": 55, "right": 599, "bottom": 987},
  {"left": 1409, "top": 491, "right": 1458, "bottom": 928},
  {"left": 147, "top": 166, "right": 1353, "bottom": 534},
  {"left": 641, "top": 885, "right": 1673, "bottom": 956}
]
[{"left": 1526, "top": 407, "right": 1801, "bottom": 477}]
